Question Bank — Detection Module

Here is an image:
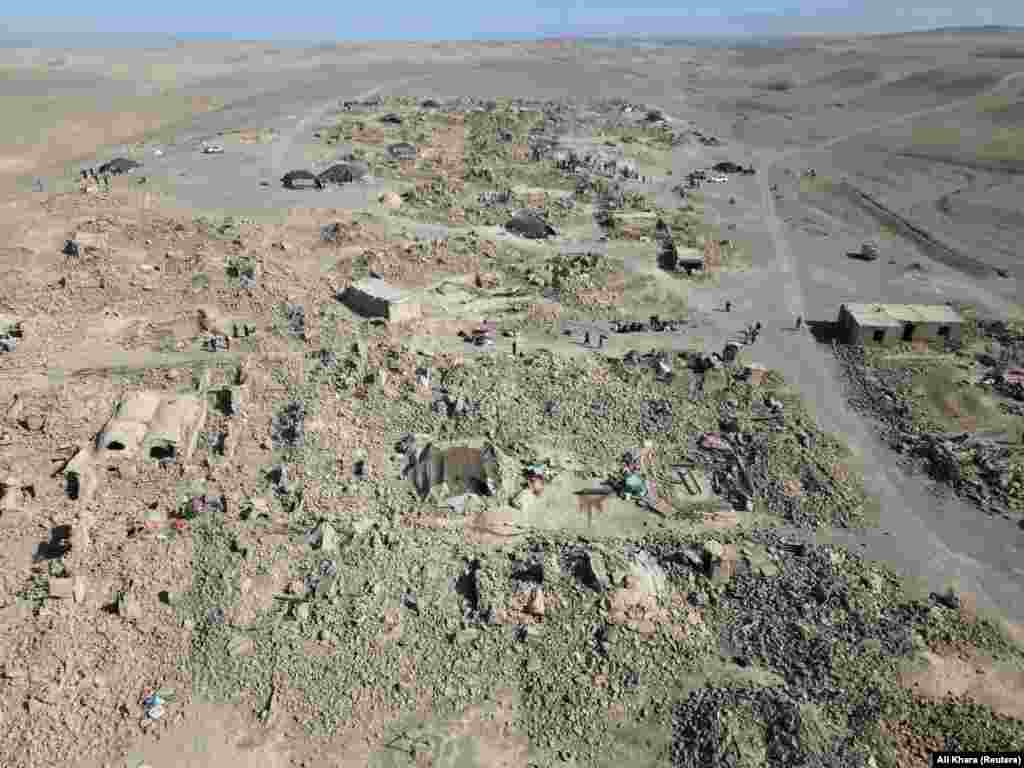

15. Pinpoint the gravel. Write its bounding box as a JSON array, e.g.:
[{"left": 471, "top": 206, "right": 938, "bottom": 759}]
[{"left": 719, "top": 541, "right": 922, "bottom": 700}]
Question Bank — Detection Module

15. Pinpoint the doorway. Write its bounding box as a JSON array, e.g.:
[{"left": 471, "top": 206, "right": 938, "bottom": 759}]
[{"left": 902, "top": 323, "right": 915, "bottom": 342}]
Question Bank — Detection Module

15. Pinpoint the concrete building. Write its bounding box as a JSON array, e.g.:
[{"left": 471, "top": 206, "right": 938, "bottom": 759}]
[
  {"left": 340, "top": 278, "right": 421, "bottom": 322},
  {"left": 837, "top": 303, "right": 963, "bottom": 346}
]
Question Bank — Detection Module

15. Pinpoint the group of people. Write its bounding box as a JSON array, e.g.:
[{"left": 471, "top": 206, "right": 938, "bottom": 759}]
[{"left": 724, "top": 299, "right": 805, "bottom": 335}]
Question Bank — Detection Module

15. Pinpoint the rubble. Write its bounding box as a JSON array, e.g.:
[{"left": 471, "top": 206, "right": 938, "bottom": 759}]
[
  {"left": 270, "top": 401, "right": 306, "bottom": 449},
  {"left": 4, "top": 92, "right": 1013, "bottom": 768},
  {"left": 835, "top": 341, "right": 1024, "bottom": 517}
]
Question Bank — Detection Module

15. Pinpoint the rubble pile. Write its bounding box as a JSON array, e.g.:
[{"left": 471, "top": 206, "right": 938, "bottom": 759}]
[
  {"left": 400, "top": 176, "right": 463, "bottom": 209},
  {"left": 835, "top": 343, "right": 1024, "bottom": 518},
  {"left": 8, "top": 92, "right": 1020, "bottom": 768},
  {"left": 613, "top": 317, "right": 685, "bottom": 333}
]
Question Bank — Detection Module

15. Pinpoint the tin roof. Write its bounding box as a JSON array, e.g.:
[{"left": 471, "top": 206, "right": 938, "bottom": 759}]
[{"left": 842, "top": 303, "right": 962, "bottom": 327}]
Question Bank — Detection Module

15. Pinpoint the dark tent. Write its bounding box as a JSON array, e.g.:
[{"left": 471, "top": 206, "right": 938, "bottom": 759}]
[
  {"left": 713, "top": 161, "right": 745, "bottom": 174},
  {"left": 380, "top": 112, "right": 403, "bottom": 125},
  {"left": 386, "top": 142, "right": 418, "bottom": 161},
  {"left": 318, "top": 162, "right": 368, "bottom": 185},
  {"left": 644, "top": 109, "right": 667, "bottom": 123},
  {"left": 657, "top": 239, "right": 678, "bottom": 271},
  {"left": 420, "top": 98, "right": 441, "bottom": 109},
  {"left": 98, "top": 157, "right": 141, "bottom": 175},
  {"left": 505, "top": 211, "right": 556, "bottom": 240},
  {"left": 281, "top": 170, "right": 323, "bottom": 190}
]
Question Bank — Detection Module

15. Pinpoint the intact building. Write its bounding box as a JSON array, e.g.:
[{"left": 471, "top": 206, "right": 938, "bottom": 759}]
[{"left": 837, "top": 303, "right": 963, "bottom": 346}]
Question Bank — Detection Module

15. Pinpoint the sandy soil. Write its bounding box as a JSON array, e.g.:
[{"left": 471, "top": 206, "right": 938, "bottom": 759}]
[{"left": 2, "top": 29, "right": 1024, "bottom": 767}]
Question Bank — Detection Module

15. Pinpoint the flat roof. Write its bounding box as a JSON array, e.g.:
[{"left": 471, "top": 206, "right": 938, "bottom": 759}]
[
  {"left": 350, "top": 278, "right": 413, "bottom": 303},
  {"left": 842, "top": 303, "right": 962, "bottom": 327}
]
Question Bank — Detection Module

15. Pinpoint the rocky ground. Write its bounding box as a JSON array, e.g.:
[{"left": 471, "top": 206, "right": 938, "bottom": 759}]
[
  {"left": 834, "top": 317, "right": 1024, "bottom": 522},
  {"left": 0, "top": 47, "right": 1023, "bottom": 768}
]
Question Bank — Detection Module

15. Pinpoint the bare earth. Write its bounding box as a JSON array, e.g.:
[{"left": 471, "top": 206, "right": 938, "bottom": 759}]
[{"left": 1, "top": 31, "right": 1023, "bottom": 767}]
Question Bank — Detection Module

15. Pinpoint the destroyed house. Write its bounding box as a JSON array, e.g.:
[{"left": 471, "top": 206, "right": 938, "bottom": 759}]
[
  {"left": 837, "top": 303, "right": 963, "bottom": 346},
  {"left": 340, "top": 278, "right": 421, "bottom": 322}
]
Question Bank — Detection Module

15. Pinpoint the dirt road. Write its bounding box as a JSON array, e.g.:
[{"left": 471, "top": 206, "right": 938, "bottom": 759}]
[{"left": 742, "top": 77, "right": 1024, "bottom": 622}]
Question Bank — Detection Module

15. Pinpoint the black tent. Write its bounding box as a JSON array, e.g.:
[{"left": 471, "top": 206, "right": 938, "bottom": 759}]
[
  {"left": 505, "top": 211, "right": 556, "bottom": 240},
  {"left": 657, "top": 239, "right": 678, "bottom": 271},
  {"left": 98, "top": 157, "right": 141, "bottom": 175},
  {"left": 281, "top": 170, "right": 323, "bottom": 190},
  {"left": 386, "top": 142, "right": 418, "bottom": 161},
  {"left": 713, "top": 161, "right": 745, "bottom": 174},
  {"left": 380, "top": 112, "right": 403, "bottom": 125},
  {"left": 420, "top": 98, "right": 441, "bottom": 109},
  {"left": 318, "top": 162, "right": 368, "bottom": 185}
]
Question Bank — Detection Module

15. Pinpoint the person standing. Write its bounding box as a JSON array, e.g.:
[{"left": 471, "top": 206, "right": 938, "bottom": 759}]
[
  {"left": 795, "top": 315, "right": 803, "bottom": 330},
  {"left": 584, "top": 330, "right": 591, "bottom": 347},
  {"left": 725, "top": 301, "right": 732, "bottom": 313}
]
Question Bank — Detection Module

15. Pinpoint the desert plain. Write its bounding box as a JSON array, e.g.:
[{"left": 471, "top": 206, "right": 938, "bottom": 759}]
[{"left": 0, "top": 30, "right": 1023, "bottom": 767}]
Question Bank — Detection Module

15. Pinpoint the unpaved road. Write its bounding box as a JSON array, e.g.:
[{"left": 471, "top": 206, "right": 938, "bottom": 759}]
[{"left": 744, "top": 73, "right": 1024, "bottom": 623}]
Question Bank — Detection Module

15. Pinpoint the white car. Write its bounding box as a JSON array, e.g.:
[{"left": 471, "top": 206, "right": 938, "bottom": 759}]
[
  {"left": 709, "top": 174, "right": 729, "bottom": 183},
  {"left": 203, "top": 144, "right": 224, "bottom": 154}
]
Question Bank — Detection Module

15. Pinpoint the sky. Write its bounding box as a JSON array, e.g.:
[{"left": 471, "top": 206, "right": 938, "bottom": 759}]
[{"left": 1, "top": 2, "right": 1021, "bottom": 45}]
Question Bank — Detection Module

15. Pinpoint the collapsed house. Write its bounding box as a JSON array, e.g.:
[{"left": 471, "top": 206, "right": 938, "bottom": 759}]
[
  {"left": 837, "top": 303, "right": 963, "bottom": 346},
  {"left": 553, "top": 147, "right": 638, "bottom": 180},
  {"left": 478, "top": 188, "right": 514, "bottom": 206},
  {"left": 403, "top": 438, "right": 509, "bottom": 500},
  {"left": 339, "top": 278, "right": 421, "bottom": 322},
  {"left": 63, "top": 391, "right": 207, "bottom": 502}
]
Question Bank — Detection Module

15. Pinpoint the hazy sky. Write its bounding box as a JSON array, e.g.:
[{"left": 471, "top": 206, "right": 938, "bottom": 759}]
[{"left": 1, "top": 2, "right": 1020, "bottom": 44}]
